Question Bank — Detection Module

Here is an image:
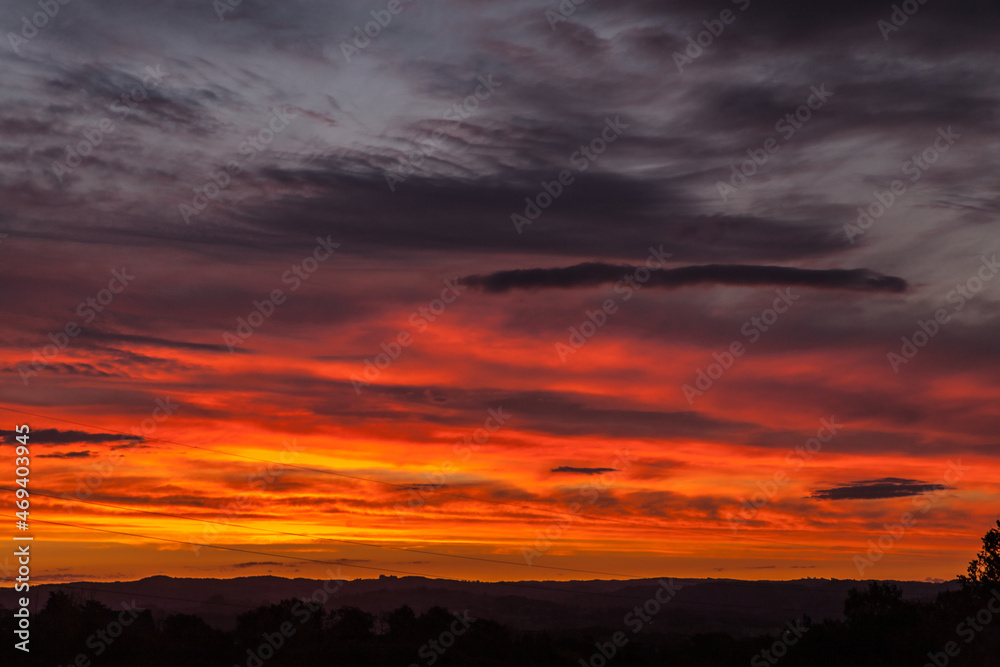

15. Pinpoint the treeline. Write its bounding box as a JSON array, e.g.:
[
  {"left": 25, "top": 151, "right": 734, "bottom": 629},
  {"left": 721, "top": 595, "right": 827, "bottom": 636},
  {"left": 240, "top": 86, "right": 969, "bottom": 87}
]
[{"left": 0, "top": 583, "right": 999, "bottom": 666}]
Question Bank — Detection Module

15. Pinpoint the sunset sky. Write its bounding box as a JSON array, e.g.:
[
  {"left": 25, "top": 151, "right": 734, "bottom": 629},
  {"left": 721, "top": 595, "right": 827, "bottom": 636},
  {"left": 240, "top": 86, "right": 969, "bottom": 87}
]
[{"left": 1, "top": 0, "right": 998, "bottom": 586}]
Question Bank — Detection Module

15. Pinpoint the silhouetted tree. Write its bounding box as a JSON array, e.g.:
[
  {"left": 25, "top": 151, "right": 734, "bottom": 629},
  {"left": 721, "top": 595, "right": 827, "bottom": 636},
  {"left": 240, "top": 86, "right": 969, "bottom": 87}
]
[
  {"left": 326, "top": 606, "right": 375, "bottom": 665},
  {"left": 159, "top": 613, "right": 234, "bottom": 666},
  {"left": 958, "top": 519, "right": 1000, "bottom": 596},
  {"left": 844, "top": 581, "right": 904, "bottom": 624}
]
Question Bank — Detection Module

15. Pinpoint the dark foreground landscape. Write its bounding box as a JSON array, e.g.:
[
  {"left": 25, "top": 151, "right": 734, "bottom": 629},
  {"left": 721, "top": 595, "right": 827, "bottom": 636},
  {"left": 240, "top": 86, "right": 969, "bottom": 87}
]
[{"left": 3, "top": 571, "right": 998, "bottom": 666}]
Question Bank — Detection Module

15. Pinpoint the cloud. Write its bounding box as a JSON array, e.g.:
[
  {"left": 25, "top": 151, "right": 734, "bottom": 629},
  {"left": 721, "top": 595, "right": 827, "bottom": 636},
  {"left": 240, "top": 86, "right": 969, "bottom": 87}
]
[
  {"left": 37, "top": 451, "right": 92, "bottom": 459},
  {"left": 78, "top": 331, "right": 253, "bottom": 355},
  {"left": 712, "top": 565, "right": 816, "bottom": 571},
  {"left": 3, "top": 362, "right": 117, "bottom": 378},
  {"left": 465, "top": 263, "right": 908, "bottom": 293},
  {"left": 810, "top": 478, "right": 952, "bottom": 501},
  {"left": 397, "top": 484, "right": 446, "bottom": 491},
  {"left": 0, "top": 429, "right": 142, "bottom": 445},
  {"left": 0, "top": 0, "right": 996, "bottom": 584},
  {"left": 551, "top": 466, "right": 617, "bottom": 475}
]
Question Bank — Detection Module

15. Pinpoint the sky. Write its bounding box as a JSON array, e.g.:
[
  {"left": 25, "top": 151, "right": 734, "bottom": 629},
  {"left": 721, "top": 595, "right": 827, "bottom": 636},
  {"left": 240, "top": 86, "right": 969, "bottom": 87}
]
[{"left": 1, "top": 0, "right": 998, "bottom": 585}]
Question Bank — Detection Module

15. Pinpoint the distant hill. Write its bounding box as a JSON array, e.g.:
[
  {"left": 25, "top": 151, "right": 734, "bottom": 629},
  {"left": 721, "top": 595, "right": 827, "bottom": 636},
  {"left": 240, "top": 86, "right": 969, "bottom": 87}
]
[{"left": 8, "top": 576, "right": 958, "bottom": 636}]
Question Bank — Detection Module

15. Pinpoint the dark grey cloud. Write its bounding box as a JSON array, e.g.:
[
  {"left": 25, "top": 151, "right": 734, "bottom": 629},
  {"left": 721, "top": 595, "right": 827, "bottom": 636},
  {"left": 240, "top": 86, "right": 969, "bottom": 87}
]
[
  {"left": 238, "top": 168, "right": 857, "bottom": 262},
  {"left": 37, "top": 451, "right": 92, "bottom": 459},
  {"left": 79, "top": 331, "right": 252, "bottom": 355},
  {"left": 465, "top": 263, "right": 908, "bottom": 293},
  {"left": 230, "top": 561, "right": 287, "bottom": 569},
  {"left": 3, "top": 0, "right": 992, "bottom": 270},
  {"left": 551, "top": 466, "right": 617, "bottom": 475},
  {"left": 309, "top": 380, "right": 760, "bottom": 442},
  {"left": 2, "top": 362, "right": 117, "bottom": 379},
  {"left": 810, "top": 478, "right": 951, "bottom": 501},
  {"left": 0, "top": 429, "right": 141, "bottom": 445}
]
